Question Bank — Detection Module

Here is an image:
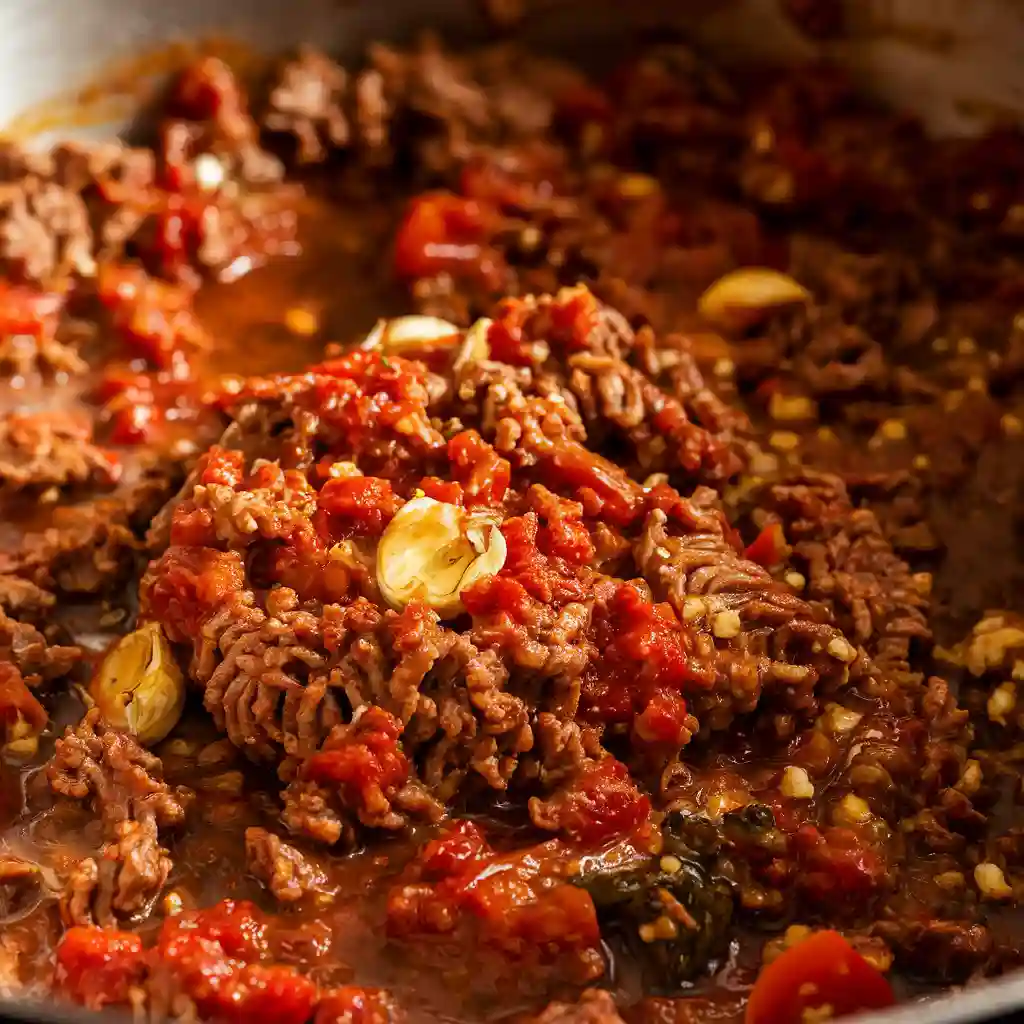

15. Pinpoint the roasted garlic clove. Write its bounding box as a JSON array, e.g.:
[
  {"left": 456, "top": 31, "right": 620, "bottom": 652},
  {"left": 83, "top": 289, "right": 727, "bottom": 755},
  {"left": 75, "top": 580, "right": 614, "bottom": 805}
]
[
  {"left": 453, "top": 317, "right": 492, "bottom": 372},
  {"left": 91, "top": 623, "right": 185, "bottom": 746},
  {"left": 698, "top": 268, "right": 811, "bottom": 330},
  {"left": 360, "top": 316, "right": 461, "bottom": 354},
  {"left": 376, "top": 496, "right": 506, "bottom": 618}
]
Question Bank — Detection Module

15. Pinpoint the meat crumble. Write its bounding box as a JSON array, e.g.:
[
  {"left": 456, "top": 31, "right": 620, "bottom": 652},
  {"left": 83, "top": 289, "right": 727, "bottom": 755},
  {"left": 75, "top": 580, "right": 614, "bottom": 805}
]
[{"left": 0, "top": 24, "right": 1020, "bottom": 1024}]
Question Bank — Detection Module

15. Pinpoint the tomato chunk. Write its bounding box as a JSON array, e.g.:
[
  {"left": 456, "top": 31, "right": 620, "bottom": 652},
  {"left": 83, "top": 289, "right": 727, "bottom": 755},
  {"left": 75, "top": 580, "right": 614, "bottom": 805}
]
[
  {"left": 529, "top": 758, "right": 651, "bottom": 846},
  {"left": 745, "top": 522, "right": 787, "bottom": 569},
  {"left": 0, "top": 663, "right": 46, "bottom": 735},
  {"left": 317, "top": 476, "right": 399, "bottom": 538},
  {"left": 746, "top": 930, "right": 894, "bottom": 1024},
  {"left": 55, "top": 927, "right": 146, "bottom": 1009},
  {"left": 394, "top": 192, "right": 494, "bottom": 282},
  {"left": 303, "top": 707, "right": 409, "bottom": 800}
]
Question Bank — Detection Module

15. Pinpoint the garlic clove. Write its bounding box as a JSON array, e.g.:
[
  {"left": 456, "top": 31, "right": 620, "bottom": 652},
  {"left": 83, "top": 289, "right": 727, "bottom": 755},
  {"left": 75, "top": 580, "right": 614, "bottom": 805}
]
[
  {"left": 91, "top": 623, "right": 185, "bottom": 747},
  {"left": 376, "top": 496, "right": 506, "bottom": 618},
  {"left": 698, "top": 268, "right": 811, "bottom": 330},
  {"left": 453, "top": 317, "right": 492, "bottom": 372},
  {"left": 360, "top": 316, "right": 461, "bottom": 354}
]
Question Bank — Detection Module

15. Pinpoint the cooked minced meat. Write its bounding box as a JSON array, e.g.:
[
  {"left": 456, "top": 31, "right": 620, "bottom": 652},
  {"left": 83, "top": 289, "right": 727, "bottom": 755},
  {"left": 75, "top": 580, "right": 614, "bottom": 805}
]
[{"left": 0, "top": 24, "right": 1018, "bottom": 1024}]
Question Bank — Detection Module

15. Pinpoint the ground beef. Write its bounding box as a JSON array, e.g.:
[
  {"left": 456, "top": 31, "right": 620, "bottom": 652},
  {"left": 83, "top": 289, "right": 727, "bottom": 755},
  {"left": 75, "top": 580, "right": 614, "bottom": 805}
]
[
  {"left": 758, "top": 471, "right": 931, "bottom": 685},
  {"left": 167, "top": 56, "right": 285, "bottom": 188},
  {"left": 264, "top": 48, "right": 353, "bottom": 164},
  {"left": 475, "top": 288, "right": 744, "bottom": 484},
  {"left": 0, "top": 178, "right": 93, "bottom": 284},
  {"left": 62, "top": 818, "right": 172, "bottom": 928},
  {"left": 5, "top": 30, "right": 1024, "bottom": 1024},
  {"left": 522, "top": 990, "right": 626, "bottom": 1024},
  {"left": 634, "top": 489, "right": 858, "bottom": 735},
  {"left": 47, "top": 709, "right": 193, "bottom": 829},
  {"left": 1, "top": 474, "right": 169, "bottom": 597},
  {"left": 140, "top": 295, "right": 873, "bottom": 844},
  {"left": 0, "top": 575, "right": 53, "bottom": 618},
  {"left": 0, "top": 322, "right": 88, "bottom": 381},
  {"left": 47, "top": 711, "right": 193, "bottom": 926},
  {"left": 0, "top": 608, "right": 78, "bottom": 688},
  {"left": 51, "top": 139, "right": 156, "bottom": 254},
  {"left": 0, "top": 410, "right": 120, "bottom": 492},
  {"left": 244, "top": 827, "right": 330, "bottom": 903}
]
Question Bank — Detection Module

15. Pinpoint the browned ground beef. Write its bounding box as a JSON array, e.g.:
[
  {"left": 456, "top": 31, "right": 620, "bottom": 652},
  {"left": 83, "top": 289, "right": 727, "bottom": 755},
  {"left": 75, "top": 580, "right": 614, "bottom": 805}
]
[{"left": 0, "top": 23, "right": 1019, "bottom": 1024}]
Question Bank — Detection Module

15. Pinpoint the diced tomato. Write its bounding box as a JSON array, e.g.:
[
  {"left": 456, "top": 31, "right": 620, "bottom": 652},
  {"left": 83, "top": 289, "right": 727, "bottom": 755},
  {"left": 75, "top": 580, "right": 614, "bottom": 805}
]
[
  {"left": 485, "top": 296, "right": 540, "bottom": 368},
  {"left": 201, "top": 963, "right": 318, "bottom": 1024},
  {"left": 305, "top": 349, "right": 439, "bottom": 456},
  {"left": 546, "top": 285, "right": 601, "bottom": 354},
  {"left": 537, "top": 440, "right": 643, "bottom": 527},
  {"left": 447, "top": 430, "right": 510, "bottom": 507},
  {"left": 464, "top": 874, "right": 601, "bottom": 952},
  {"left": 97, "top": 262, "right": 205, "bottom": 370},
  {"left": 55, "top": 927, "right": 146, "bottom": 1009},
  {"left": 485, "top": 512, "right": 588, "bottom": 609},
  {"left": 95, "top": 368, "right": 166, "bottom": 447},
  {"left": 461, "top": 574, "right": 535, "bottom": 623},
  {"left": 169, "top": 56, "right": 245, "bottom": 126},
  {"left": 317, "top": 476, "right": 399, "bottom": 538},
  {"left": 0, "top": 663, "right": 46, "bottom": 734},
  {"left": 316, "top": 986, "right": 394, "bottom": 1024},
  {"left": 417, "top": 477, "right": 465, "bottom": 505},
  {"left": 792, "top": 826, "right": 887, "bottom": 903},
  {"left": 110, "top": 401, "right": 156, "bottom": 445},
  {"left": 745, "top": 522, "right": 787, "bottom": 568},
  {"left": 303, "top": 708, "right": 409, "bottom": 810},
  {"left": 746, "top": 930, "right": 894, "bottom": 1024},
  {"left": 170, "top": 506, "right": 218, "bottom": 548},
  {"left": 197, "top": 446, "right": 246, "bottom": 488},
  {"left": 159, "top": 119, "right": 199, "bottom": 192},
  {"left": 148, "top": 196, "right": 206, "bottom": 282},
  {"left": 633, "top": 688, "right": 693, "bottom": 747},
  {"left": 142, "top": 545, "right": 246, "bottom": 642},
  {"left": 158, "top": 898, "right": 269, "bottom": 963},
  {"left": 416, "top": 821, "right": 490, "bottom": 880},
  {"left": 154, "top": 901, "right": 315, "bottom": 1024},
  {"left": 387, "top": 823, "right": 602, "bottom": 965},
  {"left": 532, "top": 489, "right": 595, "bottom": 567},
  {"left": 94, "top": 368, "right": 153, "bottom": 405},
  {"left": 394, "top": 192, "right": 496, "bottom": 282},
  {"left": 0, "top": 281, "right": 64, "bottom": 337},
  {"left": 588, "top": 582, "right": 709, "bottom": 715},
  {"left": 532, "top": 758, "right": 651, "bottom": 846},
  {"left": 583, "top": 580, "right": 711, "bottom": 745}
]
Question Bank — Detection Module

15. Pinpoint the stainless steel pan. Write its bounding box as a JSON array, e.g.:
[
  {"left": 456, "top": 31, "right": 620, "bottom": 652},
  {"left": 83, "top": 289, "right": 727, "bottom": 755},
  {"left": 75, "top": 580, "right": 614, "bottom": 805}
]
[{"left": 0, "top": 1, "right": 1022, "bottom": 1022}]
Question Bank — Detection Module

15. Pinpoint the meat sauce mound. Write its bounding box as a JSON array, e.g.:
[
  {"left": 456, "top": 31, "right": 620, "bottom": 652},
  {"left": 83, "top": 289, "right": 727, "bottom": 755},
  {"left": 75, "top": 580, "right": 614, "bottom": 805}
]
[{"left": 0, "top": 23, "right": 1022, "bottom": 1024}]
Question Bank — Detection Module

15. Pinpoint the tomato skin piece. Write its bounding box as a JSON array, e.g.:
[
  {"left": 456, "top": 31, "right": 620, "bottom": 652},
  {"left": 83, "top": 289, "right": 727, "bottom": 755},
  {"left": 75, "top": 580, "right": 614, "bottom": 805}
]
[
  {"left": 746, "top": 930, "right": 894, "bottom": 1024},
  {"left": 745, "top": 522, "right": 787, "bottom": 569}
]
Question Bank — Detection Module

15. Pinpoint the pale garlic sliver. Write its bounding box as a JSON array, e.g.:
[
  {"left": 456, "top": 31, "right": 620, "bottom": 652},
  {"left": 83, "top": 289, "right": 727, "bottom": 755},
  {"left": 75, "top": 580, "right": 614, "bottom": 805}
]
[
  {"left": 376, "top": 496, "right": 506, "bottom": 619},
  {"left": 698, "top": 267, "right": 811, "bottom": 329},
  {"left": 90, "top": 622, "right": 185, "bottom": 746},
  {"left": 360, "top": 316, "right": 461, "bottom": 354},
  {"left": 453, "top": 317, "right": 492, "bottom": 372}
]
